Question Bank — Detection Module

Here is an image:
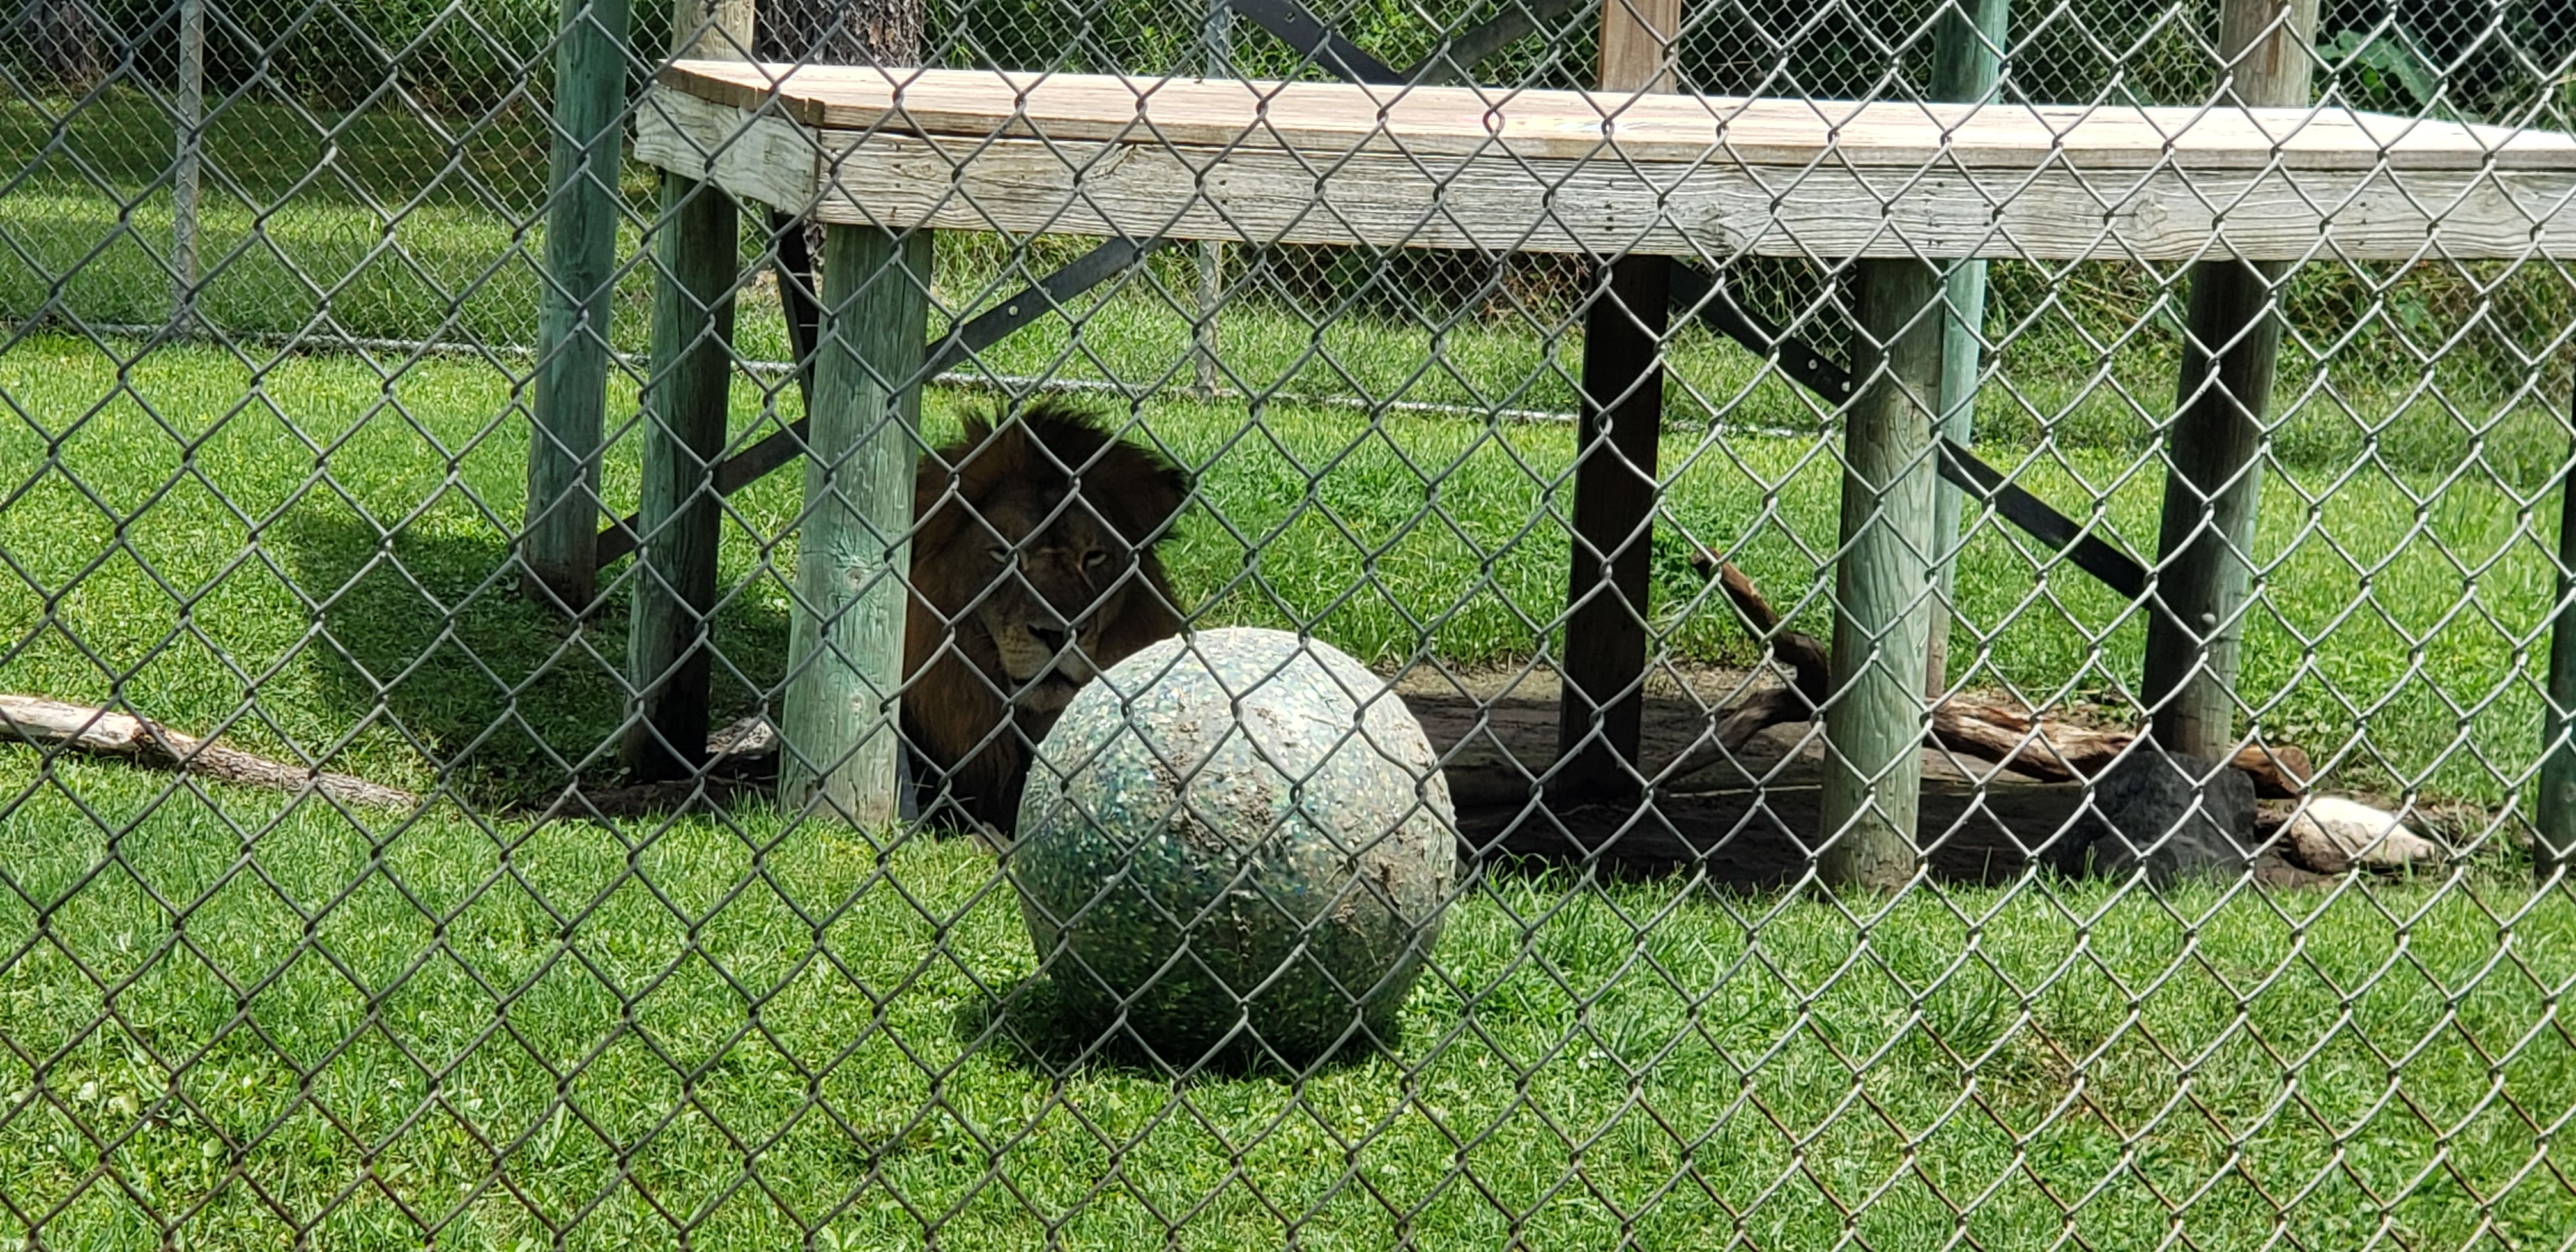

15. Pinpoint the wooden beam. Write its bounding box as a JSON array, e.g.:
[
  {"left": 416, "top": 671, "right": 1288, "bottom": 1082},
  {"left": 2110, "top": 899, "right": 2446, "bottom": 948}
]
[
  {"left": 2142, "top": 0, "right": 2318, "bottom": 763},
  {"left": 622, "top": 172, "right": 741, "bottom": 781},
  {"left": 1924, "top": 0, "right": 2009, "bottom": 696},
  {"left": 1818, "top": 256, "right": 1947, "bottom": 890},
  {"left": 1552, "top": 0, "right": 1679, "bottom": 803},
  {"left": 521, "top": 0, "right": 634, "bottom": 611},
  {"left": 1554, "top": 257, "right": 1673, "bottom": 801},
  {"left": 631, "top": 94, "right": 2576, "bottom": 263},
  {"left": 778, "top": 225, "right": 933, "bottom": 823},
  {"left": 1935, "top": 439, "right": 2147, "bottom": 600}
]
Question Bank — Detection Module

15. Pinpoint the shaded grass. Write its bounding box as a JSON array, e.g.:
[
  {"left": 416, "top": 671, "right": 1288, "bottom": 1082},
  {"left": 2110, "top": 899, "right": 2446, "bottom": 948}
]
[{"left": 0, "top": 768, "right": 2570, "bottom": 1249}]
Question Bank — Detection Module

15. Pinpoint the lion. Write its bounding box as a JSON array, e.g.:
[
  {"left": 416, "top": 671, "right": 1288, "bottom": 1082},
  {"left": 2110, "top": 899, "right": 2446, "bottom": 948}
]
[{"left": 902, "top": 397, "right": 1190, "bottom": 835}]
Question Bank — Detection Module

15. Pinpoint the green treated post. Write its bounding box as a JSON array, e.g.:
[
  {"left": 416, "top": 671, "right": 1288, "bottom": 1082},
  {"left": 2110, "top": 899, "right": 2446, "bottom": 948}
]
[
  {"left": 2540, "top": 421, "right": 2576, "bottom": 883},
  {"left": 522, "top": 0, "right": 635, "bottom": 610},
  {"left": 622, "top": 173, "right": 740, "bottom": 780},
  {"left": 1923, "top": 0, "right": 2009, "bottom": 696},
  {"left": 779, "top": 226, "right": 934, "bottom": 824},
  {"left": 2140, "top": 0, "right": 2317, "bottom": 762},
  {"left": 1819, "top": 257, "right": 1947, "bottom": 890}
]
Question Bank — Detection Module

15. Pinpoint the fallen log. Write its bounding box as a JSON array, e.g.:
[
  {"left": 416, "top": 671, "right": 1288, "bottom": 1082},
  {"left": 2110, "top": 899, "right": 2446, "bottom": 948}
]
[
  {"left": 0, "top": 694, "right": 418, "bottom": 811},
  {"left": 1676, "top": 553, "right": 2311, "bottom": 798}
]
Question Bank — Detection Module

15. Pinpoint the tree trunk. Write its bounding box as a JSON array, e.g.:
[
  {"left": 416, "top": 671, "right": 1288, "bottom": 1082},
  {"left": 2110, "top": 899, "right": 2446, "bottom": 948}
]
[
  {"left": 31, "top": 0, "right": 102, "bottom": 89},
  {"left": 756, "top": 0, "right": 921, "bottom": 65}
]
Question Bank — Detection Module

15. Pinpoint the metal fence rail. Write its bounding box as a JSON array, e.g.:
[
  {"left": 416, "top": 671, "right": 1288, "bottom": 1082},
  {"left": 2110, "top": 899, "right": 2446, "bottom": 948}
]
[{"left": 5, "top": 0, "right": 2576, "bottom": 1247}]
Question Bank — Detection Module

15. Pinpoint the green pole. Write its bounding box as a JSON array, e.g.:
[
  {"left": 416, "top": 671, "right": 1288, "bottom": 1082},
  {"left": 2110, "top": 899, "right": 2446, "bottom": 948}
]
[
  {"left": 1922, "top": 0, "right": 2010, "bottom": 696},
  {"left": 523, "top": 0, "right": 635, "bottom": 610}
]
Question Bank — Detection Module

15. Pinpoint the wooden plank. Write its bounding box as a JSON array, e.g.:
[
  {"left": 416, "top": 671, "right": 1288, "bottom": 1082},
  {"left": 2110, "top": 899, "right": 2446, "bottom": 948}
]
[
  {"left": 623, "top": 172, "right": 741, "bottom": 781},
  {"left": 522, "top": 0, "right": 635, "bottom": 609},
  {"left": 2142, "top": 0, "right": 2317, "bottom": 765},
  {"left": 1818, "top": 257, "right": 1947, "bottom": 890},
  {"left": 634, "top": 90, "right": 2576, "bottom": 261},
  {"left": 778, "top": 225, "right": 933, "bottom": 823},
  {"left": 654, "top": 61, "right": 2576, "bottom": 171},
  {"left": 2540, "top": 411, "right": 2576, "bottom": 882},
  {"left": 1924, "top": 0, "right": 2010, "bottom": 696}
]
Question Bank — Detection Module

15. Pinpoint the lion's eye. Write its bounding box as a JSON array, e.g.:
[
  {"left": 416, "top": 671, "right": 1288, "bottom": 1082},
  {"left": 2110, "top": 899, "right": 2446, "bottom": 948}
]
[{"left": 1082, "top": 549, "right": 1108, "bottom": 568}]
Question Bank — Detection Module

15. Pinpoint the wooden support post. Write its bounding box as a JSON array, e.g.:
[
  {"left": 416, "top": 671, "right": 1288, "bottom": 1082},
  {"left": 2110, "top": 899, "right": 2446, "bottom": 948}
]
[
  {"left": 623, "top": 174, "right": 741, "bottom": 780},
  {"left": 1557, "top": 259, "right": 1673, "bottom": 800},
  {"left": 778, "top": 226, "right": 933, "bottom": 824},
  {"left": 1552, "top": 0, "right": 1679, "bottom": 802},
  {"left": 672, "top": 0, "right": 753, "bottom": 56},
  {"left": 2141, "top": 0, "right": 2317, "bottom": 763},
  {"left": 622, "top": 0, "right": 756, "bottom": 779},
  {"left": 1923, "top": 0, "right": 2009, "bottom": 696},
  {"left": 2540, "top": 412, "right": 2576, "bottom": 883},
  {"left": 1818, "top": 257, "right": 1947, "bottom": 890},
  {"left": 522, "top": 0, "right": 636, "bottom": 610}
]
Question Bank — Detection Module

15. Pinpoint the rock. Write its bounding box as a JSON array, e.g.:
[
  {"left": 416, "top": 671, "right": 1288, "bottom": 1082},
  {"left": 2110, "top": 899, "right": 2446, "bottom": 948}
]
[
  {"left": 1011, "top": 627, "right": 1457, "bottom": 1065},
  {"left": 2281, "top": 797, "right": 2444, "bottom": 874},
  {"left": 2051, "top": 744, "right": 2258, "bottom": 887}
]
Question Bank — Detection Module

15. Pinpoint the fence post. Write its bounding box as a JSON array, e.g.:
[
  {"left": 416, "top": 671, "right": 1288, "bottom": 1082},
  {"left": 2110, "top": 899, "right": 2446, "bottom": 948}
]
[
  {"left": 779, "top": 226, "right": 933, "bottom": 824},
  {"left": 1922, "top": 0, "right": 2009, "bottom": 697},
  {"left": 170, "top": 0, "right": 205, "bottom": 332},
  {"left": 623, "top": 0, "right": 754, "bottom": 780},
  {"left": 2541, "top": 419, "right": 2576, "bottom": 883},
  {"left": 522, "top": 0, "right": 636, "bottom": 611},
  {"left": 1193, "top": 0, "right": 1231, "bottom": 401},
  {"left": 1553, "top": 0, "right": 1678, "bottom": 803},
  {"left": 2140, "top": 0, "right": 2317, "bottom": 762},
  {"left": 1818, "top": 258, "right": 1945, "bottom": 890}
]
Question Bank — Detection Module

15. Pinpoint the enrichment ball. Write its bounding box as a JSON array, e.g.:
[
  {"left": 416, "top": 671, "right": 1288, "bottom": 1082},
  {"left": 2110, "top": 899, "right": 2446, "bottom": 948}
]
[{"left": 1011, "top": 627, "right": 1456, "bottom": 1062}]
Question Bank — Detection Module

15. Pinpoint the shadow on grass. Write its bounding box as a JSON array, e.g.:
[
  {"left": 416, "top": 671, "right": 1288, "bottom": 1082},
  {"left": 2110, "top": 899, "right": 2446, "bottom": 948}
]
[
  {"left": 952, "top": 972, "right": 1399, "bottom": 1082},
  {"left": 279, "top": 507, "right": 790, "bottom": 804}
]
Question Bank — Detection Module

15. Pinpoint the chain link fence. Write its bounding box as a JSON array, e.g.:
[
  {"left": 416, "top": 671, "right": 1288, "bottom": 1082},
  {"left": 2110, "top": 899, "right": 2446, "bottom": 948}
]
[{"left": 7, "top": 0, "right": 2576, "bottom": 1246}]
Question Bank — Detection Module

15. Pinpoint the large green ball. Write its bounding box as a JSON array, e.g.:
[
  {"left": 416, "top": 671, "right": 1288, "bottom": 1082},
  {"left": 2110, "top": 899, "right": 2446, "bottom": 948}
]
[{"left": 1010, "top": 627, "right": 1457, "bottom": 1063}]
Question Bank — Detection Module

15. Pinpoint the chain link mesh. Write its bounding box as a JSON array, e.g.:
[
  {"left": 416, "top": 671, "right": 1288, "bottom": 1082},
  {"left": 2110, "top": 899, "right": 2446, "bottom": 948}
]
[{"left": 6, "top": 0, "right": 2576, "bottom": 1246}]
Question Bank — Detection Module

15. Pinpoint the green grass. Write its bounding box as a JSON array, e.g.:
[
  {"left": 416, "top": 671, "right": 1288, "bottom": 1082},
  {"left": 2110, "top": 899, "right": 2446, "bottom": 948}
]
[{"left": 3, "top": 771, "right": 2572, "bottom": 1249}]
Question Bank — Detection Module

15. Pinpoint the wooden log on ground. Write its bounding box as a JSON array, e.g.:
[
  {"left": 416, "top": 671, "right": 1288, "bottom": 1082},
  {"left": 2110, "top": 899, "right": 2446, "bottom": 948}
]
[
  {"left": 1818, "top": 256, "right": 1947, "bottom": 890},
  {"left": 624, "top": 170, "right": 742, "bottom": 780},
  {"left": 2140, "top": 0, "right": 2318, "bottom": 763},
  {"left": 778, "top": 225, "right": 933, "bottom": 823},
  {"left": 1, "top": 695, "right": 417, "bottom": 811},
  {"left": 1689, "top": 553, "right": 2310, "bottom": 798}
]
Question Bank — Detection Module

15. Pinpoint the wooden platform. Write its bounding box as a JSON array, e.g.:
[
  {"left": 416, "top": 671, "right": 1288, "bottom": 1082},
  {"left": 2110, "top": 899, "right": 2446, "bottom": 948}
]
[{"left": 637, "top": 61, "right": 2576, "bottom": 261}]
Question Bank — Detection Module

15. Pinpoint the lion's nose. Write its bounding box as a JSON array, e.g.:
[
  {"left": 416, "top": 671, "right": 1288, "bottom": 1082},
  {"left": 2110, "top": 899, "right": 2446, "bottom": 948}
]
[{"left": 1027, "top": 624, "right": 1069, "bottom": 655}]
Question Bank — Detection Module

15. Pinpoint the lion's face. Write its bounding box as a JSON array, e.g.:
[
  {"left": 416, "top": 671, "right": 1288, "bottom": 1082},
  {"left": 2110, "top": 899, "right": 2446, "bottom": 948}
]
[
  {"left": 908, "top": 403, "right": 1190, "bottom": 724},
  {"left": 954, "top": 481, "right": 1144, "bottom": 710}
]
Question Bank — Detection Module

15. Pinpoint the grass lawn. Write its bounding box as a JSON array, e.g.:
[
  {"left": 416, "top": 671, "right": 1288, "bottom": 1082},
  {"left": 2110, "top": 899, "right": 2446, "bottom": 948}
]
[
  {"left": 6, "top": 86, "right": 2576, "bottom": 1250},
  {"left": 4, "top": 768, "right": 2572, "bottom": 1249}
]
